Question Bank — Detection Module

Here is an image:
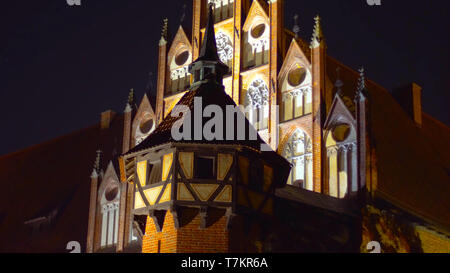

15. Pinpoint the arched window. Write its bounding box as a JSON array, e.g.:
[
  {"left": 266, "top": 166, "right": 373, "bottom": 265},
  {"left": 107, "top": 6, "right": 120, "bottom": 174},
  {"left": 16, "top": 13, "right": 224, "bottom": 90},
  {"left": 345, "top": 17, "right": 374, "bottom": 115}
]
[
  {"left": 208, "top": 0, "right": 234, "bottom": 23},
  {"left": 245, "top": 79, "right": 269, "bottom": 130},
  {"left": 216, "top": 32, "right": 233, "bottom": 71},
  {"left": 135, "top": 113, "right": 155, "bottom": 145},
  {"left": 325, "top": 123, "right": 357, "bottom": 199},
  {"left": 283, "top": 129, "right": 313, "bottom": 190},
  {"left": 282, "top": 65, "right": 312, "bottom": 121},
  {"left": 244, "top": 21, "right": 269, "bottom": 68},
  {"left": 170, "top": 49, "right": 192, "bottom": 94},
  {"left": 100, "top": 180, "right": 120, "bottom": 248}
]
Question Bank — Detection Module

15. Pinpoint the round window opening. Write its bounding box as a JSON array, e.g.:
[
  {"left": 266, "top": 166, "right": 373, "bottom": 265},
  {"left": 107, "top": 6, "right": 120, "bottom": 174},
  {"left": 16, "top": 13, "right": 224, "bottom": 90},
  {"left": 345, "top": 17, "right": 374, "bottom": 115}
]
[
  {"left": 251, "top": 23, "right": 266, "bottom": 39},
  {"left": 288, "top": 67, "right": 307, "bottom": 87},
  {"left": 139, "top": 117, "right": 154, "bottom": 134},
  {"left": 175, "top": 51, "right": 189, "bottom": 66},
  {"left": 105, "top": 184, "right": 119, "bottom": 201},
  {"left": 332, "top": 124, "right": 351, "bottom": 142}
]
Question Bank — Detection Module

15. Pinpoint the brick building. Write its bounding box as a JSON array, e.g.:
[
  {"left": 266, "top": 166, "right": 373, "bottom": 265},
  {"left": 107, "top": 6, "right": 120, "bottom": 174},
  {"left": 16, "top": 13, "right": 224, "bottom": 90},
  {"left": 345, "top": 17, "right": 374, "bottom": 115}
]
[{"left": 0, "top": 0, "right": 449, "bottom": 253}]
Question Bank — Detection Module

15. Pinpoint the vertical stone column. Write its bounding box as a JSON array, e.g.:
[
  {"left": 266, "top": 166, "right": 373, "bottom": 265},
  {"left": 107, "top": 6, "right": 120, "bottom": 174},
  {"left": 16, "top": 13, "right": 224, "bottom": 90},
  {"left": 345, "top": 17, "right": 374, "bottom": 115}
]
[
  {"left": 86, "top": 170, "right": 99, "bottom": 253},
  {"left": 339, "top": 145, "right": 348, "bottom": 198},
  {"left": 268, "top": 0, "right": 283, "bottom": 151},
  {"left": 116, "top": 105, "right": 132, "bottom": 252},
  {"left": 156, "top": 30, "right": 168, "bottom": 125},
  {"left": 311, "top": 16, "right": 326, "bottom": 193},
  {"left": 305, "top": 155, "right": 313, "bottom": 191},
  {"left": 192, "top": 0, "right": 203, "bottom": 60},
  {"left": 327, "top": 147, "right": 338, "bottom": 198},
  {"left": 349, "top": 143, "right": 358, "bottom": 192},
  {"left": 232, "top": 0, "right": 242, "bottom": 105}
]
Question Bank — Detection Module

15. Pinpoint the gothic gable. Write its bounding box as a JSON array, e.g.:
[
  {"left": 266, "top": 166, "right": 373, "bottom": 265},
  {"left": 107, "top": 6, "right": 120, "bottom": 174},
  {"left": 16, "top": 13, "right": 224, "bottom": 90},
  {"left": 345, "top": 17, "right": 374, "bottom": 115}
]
[
  {"left": 132, "top": 94, "right": 156, "bottom": 146},
  {"left": 278, "top": 38, "right": 311, "bottom": 88}
]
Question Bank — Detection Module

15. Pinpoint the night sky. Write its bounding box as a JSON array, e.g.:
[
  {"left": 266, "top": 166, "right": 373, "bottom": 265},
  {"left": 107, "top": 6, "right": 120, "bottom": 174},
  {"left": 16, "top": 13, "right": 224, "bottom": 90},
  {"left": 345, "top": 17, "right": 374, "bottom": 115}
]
[{"left": 0, "top": 0, "right": 449, "bottom": 156}]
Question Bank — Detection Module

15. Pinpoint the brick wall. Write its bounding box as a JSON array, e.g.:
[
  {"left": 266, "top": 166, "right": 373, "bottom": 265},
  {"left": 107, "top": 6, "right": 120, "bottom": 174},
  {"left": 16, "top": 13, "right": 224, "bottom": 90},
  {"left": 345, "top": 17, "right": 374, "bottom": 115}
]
[{"left": 142, "top": 208, "right": 229, "bottom": 253}]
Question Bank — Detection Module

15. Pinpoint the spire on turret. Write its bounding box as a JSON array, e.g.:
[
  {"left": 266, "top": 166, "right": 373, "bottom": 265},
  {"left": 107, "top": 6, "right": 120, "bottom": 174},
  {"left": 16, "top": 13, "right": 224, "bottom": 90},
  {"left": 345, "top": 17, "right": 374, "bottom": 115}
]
[
  {"left": 310, "top": 15, "right": 325, "bottom": 48},
  {"left": 160, "top": 18, "right": 169, "bottom": 46},
  {"left": 293, "top": 14, "right": 300, "bottom": 39},
  {"left": 198, "top": 4, "right": 220, "bottom": 62},
  {"left": 188, "top": 3, "right": 228, "bottom": 87}
]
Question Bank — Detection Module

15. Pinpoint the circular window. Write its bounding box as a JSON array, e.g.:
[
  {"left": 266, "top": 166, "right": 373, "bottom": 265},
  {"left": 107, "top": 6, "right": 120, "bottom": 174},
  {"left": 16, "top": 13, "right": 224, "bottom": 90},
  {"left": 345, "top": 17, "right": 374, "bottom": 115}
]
[
  {"left": 287, "top": 67, "right": 307, "bottom": 87},
  {"left": 139, "top": 117, "right": 154, "bottom": 134},
  {"left": 251, "top": 23, "right": 266, "bottom": 39},
  {"left": 175, "top": 50, "right": 189, "bottom": 66},
  {"left": 105, "top": 184, "right": 119, "bottom": 201},
  {"left": 332, "top": 124, "right": 351, "bottom": 142}
]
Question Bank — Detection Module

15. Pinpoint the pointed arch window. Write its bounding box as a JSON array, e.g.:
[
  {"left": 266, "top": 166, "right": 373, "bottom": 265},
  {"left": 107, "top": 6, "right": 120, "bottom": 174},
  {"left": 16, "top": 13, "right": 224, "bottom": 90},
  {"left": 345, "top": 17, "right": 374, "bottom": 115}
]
[
  {"left": 282, "top": 66, "right": 312, "bottom": 121},
  {"left": 209, "top": 0, "right": 234, "bottom": 23},
  {"left": 245, "top": 79, "right": 269, "bottom": 130},
  {"left": 325, "top": 123, "right": 357, "bottom": 199},
  {"left": 283, "top": 129, "right": 313, "bottom": 190},
  {"left": 216, "top": 32, "right": 233, "bottom": 71},
  {"left": 100, "top": 180, "right": 120, "bottom": 248}
]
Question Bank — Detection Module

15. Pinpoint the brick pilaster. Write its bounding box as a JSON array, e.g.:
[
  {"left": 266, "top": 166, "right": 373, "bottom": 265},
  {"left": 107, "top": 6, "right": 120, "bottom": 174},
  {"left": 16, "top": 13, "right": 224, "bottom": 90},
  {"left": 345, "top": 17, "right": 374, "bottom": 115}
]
[
  {"left": 311, "top": 40, "right": 326, "bottom": 193},
  {"left": 86, "top": 170, "right": 98, "bottom": 253}
]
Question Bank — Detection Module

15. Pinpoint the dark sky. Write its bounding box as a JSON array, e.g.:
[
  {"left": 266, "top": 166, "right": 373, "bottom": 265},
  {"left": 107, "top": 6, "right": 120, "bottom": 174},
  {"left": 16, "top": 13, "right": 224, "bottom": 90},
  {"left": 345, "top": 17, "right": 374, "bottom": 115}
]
[{"left": 0, "top": 0, "right": 449, "bottom": 156}]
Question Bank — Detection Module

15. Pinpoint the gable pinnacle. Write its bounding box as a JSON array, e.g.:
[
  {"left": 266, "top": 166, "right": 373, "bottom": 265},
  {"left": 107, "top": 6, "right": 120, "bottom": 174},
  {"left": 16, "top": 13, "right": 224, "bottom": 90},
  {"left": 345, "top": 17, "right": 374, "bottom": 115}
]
[
  {"left": 160, "top": 18, "right": 168, "bottom": 45},
  {"left": 357, "top": 67, "right": 366, "bottom": 92},
  {"left": 293, "top": 14, "right": 300, "bottom": 39},
  {"left": 355, "top": 67, "right": 368, "bottom": 101},
  {"left": 93, "top": 150, "right": 102, "bottom": 175},
  {"left": 310, "top": 15, "right": 325, "bottom": 48},
  {"left": 125, "top": 88, "right": 136, "bottom": 112}
]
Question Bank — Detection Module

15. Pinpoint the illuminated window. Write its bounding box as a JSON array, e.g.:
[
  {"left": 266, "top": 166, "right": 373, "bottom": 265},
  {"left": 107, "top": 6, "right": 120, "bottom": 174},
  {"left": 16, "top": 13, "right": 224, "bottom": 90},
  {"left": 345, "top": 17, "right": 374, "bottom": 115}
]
[
  {"left": 170, "top": 49, "right": 192, "bottom": 94},
  {"left": 245, "top": 79, "right": 269, "bottom": 130},
  {"left": 100, "top": 181, "right": 120, "bottom": 248},
  {"left": 283, "top": 129, "right": 313, "bottom": 190},
  {"left": 325, "top": 123, "right": 357, "bottom": 199},
  {"left": 216, "top": 32, "right": 233, "bottom": 71},
  {"left": 209, "top": 0, "right": 234, "bottom": 23},
  {"left": 244, "top": 21, "right": 269, "bottom": 69},
  {"left": 282, "top": 66, "right": 312, "bottom": 121}
]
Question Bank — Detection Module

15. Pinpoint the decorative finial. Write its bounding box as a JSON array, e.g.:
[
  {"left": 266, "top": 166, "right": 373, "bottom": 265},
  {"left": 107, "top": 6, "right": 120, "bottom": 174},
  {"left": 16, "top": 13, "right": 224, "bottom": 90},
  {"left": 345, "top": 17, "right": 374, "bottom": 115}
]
[
  {"left": 357, "top": 67, "right": 366, "bottom": 92},
  {"left": 160, "top": 18, "right": 169, "bottom": 45},
  {"left": 293, "top": 14, "right": 300, "bottom": 39},
  {"left": 180, "top": 4, "right": 187, "bottom": 24},
  {"left": 310, "top": 15, "right": 324, "bottom": 48},
  {"left": 125, "top": 88, "right": 135, "bottom": 112},
  {"left": 93, "top": 150, "right": 102, "bottom": 174},
  {"left": 335, "top": 67, "right": 343, "bottom": 95},
  {"left": 355, "top": 67, "right": 367, "bottom": 101}
]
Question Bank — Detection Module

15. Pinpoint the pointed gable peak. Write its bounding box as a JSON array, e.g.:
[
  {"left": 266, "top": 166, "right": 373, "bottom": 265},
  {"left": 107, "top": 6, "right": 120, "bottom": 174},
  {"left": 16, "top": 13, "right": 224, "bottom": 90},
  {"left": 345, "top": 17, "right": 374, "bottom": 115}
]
[
  {"left": 278, "top": 38, "right": 311, "bottom": 82},
  {"left": 243, "top": 0, "right": 269, "bottom": 31}
]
